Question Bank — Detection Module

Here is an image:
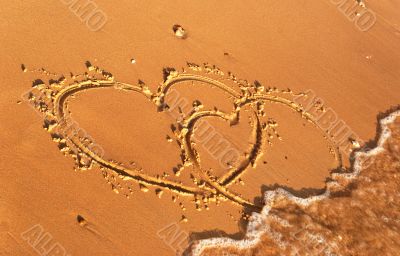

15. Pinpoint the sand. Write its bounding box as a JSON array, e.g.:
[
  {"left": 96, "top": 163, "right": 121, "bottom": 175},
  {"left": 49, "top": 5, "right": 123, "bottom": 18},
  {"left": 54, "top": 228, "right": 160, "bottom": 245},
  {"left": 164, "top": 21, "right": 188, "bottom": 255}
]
[
  {"left": 0, "top": 0, "right": 399, "bottom": 255},
  {"left": 190, "top": 110, "right": 400, "bottom": 255}
]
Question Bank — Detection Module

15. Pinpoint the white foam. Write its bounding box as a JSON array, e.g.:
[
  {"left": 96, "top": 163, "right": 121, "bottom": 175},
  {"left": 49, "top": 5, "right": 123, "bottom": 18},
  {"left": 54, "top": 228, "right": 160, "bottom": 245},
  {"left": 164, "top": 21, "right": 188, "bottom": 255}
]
[{"left": 190, "top": 110, "right": 400, "bottom": 256}]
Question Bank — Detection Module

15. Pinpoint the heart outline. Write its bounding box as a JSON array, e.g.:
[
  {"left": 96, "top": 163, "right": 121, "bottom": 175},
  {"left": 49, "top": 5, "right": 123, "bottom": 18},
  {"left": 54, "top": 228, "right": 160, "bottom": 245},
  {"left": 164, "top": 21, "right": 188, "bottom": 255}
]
[{"left": 26, "top": 63, "right": 342, "bottom": 210}]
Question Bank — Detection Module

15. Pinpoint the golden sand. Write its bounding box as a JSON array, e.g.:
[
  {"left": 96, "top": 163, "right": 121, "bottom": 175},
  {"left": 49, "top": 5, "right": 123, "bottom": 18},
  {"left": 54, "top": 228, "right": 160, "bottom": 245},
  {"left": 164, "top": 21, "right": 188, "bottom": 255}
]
[{"left": 0, "top": 0, "right": 399, "bottom": 255}]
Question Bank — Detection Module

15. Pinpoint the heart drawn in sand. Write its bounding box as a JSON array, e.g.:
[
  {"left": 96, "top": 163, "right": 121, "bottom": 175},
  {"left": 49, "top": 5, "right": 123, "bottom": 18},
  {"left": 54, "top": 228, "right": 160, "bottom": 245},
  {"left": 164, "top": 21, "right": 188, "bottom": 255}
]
[{"left": 24, "top": 62, "right": 342, "bottom": 210}]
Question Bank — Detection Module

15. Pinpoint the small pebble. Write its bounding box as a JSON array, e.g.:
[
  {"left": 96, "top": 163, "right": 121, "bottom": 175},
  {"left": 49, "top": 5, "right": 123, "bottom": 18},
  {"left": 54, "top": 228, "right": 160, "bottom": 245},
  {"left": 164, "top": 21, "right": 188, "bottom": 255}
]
[
  {"left": 21, "top": 64, "right": 27, "bottom": 72},
  {"left": 173, "top": 24, "right": 187, "bottom": 39}
]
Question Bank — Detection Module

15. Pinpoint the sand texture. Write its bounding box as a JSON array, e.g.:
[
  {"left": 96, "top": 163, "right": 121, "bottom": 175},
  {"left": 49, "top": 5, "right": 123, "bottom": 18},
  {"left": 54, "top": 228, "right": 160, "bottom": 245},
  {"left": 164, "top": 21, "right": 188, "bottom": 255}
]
[{"left": 0, "top": 0, "right": 399, "bottom": 255}]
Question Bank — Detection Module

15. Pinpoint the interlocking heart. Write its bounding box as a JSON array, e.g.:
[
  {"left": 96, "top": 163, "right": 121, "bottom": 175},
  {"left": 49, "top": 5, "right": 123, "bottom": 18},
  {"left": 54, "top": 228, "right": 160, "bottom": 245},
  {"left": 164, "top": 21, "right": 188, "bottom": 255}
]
[{"left": 26, "top": 62, "right": 341, "bottom": 209}]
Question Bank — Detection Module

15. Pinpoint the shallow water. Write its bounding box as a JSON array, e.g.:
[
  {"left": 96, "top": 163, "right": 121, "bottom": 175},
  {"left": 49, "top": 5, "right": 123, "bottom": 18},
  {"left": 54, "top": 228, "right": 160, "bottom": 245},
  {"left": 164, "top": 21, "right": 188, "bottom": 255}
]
[{"left": 191, "top": 110, "right": 400, "bottom": 256}]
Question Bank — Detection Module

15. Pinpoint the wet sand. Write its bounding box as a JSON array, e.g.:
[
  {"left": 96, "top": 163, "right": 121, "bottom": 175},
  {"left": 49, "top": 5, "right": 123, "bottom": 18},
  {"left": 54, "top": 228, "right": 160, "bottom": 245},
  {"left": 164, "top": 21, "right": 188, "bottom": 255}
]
[
  {"left": 191, "top": 110, "right": 400, "bottom": 255},
  {"left": 0, "top": 0, "right": 399, "bottom": 255}
]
